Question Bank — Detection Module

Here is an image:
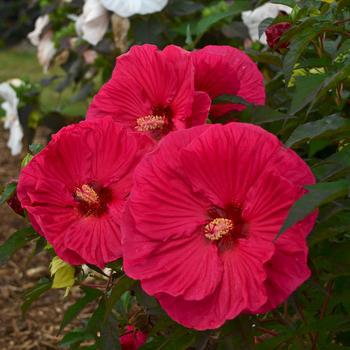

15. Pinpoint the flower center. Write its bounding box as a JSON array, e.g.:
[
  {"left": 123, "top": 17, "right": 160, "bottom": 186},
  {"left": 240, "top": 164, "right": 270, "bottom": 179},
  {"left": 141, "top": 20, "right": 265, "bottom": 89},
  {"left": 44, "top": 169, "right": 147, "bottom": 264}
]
[
  {"left": 204, "top": 218, "right": 234, "bottom": 241},
  {"left": 75, "top": 184, "right": 99, "bottom": 205},
  {"left": 74, "top": 183, "right": 112, "bottom": 217},
  {"left": 135, "top": 115, "right": 166, "bottom": 132}
]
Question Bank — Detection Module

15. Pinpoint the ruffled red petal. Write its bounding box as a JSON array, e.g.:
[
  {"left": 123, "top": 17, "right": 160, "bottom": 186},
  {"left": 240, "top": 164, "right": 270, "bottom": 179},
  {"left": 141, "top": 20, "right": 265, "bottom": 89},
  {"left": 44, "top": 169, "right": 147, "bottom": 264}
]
[
  {"left": 191, "top": 45, "right": 265, "bottom": 117},
  {"left": 18, "top": 118, "right": 154, "bottom": 267},
  {"left": 87, "top": 45, "right": 209, "bottom": 135},
  {"left": 122, "top": 122, "right": 317, "bottom": 330}
]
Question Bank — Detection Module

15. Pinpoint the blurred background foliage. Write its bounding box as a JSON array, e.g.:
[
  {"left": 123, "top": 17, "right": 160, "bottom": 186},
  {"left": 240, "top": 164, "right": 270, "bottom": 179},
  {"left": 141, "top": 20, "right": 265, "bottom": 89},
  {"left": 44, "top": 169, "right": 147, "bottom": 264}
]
[{"left": 1, "top": 0, "right": 350, "bottom": 349}]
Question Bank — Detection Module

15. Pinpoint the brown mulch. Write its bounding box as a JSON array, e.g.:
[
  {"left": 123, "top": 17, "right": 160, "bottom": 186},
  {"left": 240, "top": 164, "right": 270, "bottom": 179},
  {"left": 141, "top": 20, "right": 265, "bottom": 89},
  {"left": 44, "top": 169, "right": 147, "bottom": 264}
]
[{"left": 0, "top": 126, "right": 90, "bottom": 350}]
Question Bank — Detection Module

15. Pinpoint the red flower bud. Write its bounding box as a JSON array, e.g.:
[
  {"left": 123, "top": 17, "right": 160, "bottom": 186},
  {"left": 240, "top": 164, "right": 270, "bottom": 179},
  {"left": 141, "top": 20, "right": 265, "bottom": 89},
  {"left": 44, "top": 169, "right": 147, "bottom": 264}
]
[
  {"left": 6, "top": 182, "right": 25, "bottom": 217},
  {"left": 265, "top": 22, "right": 292, "bottom": 50},
  {"left": 120, "top": 325, "right": 147, "bottom": 350}
]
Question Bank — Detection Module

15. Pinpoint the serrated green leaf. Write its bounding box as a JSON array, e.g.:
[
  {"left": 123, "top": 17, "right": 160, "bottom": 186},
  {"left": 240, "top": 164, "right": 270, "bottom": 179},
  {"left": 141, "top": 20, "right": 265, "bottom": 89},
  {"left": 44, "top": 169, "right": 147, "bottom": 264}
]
[
  {"left": 286, "top": 115, "right": 350, "bottom": 148},
  {"left": 50, "top": 256, "right": 75, "bottom": 289},
  {"left": 21, "top": 277, "right": 52, "bottom": 316},
  {"left": 0, "top": 182, "right": 17, "bottom": 205},
  {"left": 0, "top": 227, "right": 37, "bottom": 265},
  {"left": 277, "top": 180, "right": 350, "bottom": 239},
  {"left": 60, "top": 286, "right": 103, "bottom": 332}
]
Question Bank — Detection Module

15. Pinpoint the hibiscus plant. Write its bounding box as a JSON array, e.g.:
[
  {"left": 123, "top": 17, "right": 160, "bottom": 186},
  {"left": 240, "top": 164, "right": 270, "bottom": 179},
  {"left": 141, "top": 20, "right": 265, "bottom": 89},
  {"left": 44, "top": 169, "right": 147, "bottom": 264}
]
[{"left": 1, "top": 0, "right": 350, "bottom": 349}]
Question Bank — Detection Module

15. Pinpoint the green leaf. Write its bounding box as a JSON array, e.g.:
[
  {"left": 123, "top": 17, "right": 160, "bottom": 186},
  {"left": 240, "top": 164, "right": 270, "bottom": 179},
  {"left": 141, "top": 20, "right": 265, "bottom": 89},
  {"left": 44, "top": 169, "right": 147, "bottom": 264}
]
[
  {"left": 105, "top": 275, "right": 136, "bottom": 320},
  {"left": 242, "top": 105, "right": 296, "bottom": 124},
  {"left": 59, "top": 329, "right": 95, "bottom": 348},
  {"left": 307, "top": 62, "right": 350, "bottom": 112},
  {"left": 99, "top": 313, "right": 120, "bottom": 350},
  {"left": 29, "top": 143, "right": 44, "bottom": 155},
  {"left": 289, "top": 74, "right": 326, "bottom": 114},
  {"left": 314, "top": 241, "right": 350, "bottom": 278},
  {"left": 50, "top": 256, "right": 75, "bottom": 289},
  {"left": 277, "top": 180, "right": 350, "bottom": 239},
  {"left": 21, "top": 277, "right": 52, "bottom": 316},
  {"left": 141, "top": 327, "right": 196, "bottom": 350},
  {"left": 286, "top": 115, "right": 350, "bottom": 148},
  {"left": 213, "top": 94, "right": 295, "bottom": 124},
  {"left": 258, "top": 17, "right": 274, "bottom": 39},
  {"left": 0, "top": 182, "right": 17, "bottom": 205},
  {"left": 60, "top": 286, "right": 103, "bottom": 332},
  {"left": 196, "top": 1, "right": 251, "bottom": 37},
  {"left": 86, "top": 298, "right": 106, "bottom": 334},
  {"left": 0, "top": 227, "right": 37, "bottom": 265},
  {"left": 248, "top": 51, "right": 283, "bottom": 67},
  {"left": 283, "top": 27, "right": 323, "bottom": 83},
  {"left": 310, "top": 208, "right": 350, "bottom": 246},
  {"left": 313, "top": 144, "right": 350, "bottom": 181},
  {"left": 213, "top": 94, "right": 249, "bottom": 106},
  {"left": 271, "top": 0, "right": 295, "bottom": 5},
  {"left": 21, "top": 153, "right": 33, "bottom": 168}
]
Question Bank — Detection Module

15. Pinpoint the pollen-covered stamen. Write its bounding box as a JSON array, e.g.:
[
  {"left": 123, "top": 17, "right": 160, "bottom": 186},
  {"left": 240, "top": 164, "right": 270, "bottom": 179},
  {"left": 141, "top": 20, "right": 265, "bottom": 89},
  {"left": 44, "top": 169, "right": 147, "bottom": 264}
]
[
  {"left": 75, "top": 184, "right": 99, "bottom": 205},
  {"left": 204, "top": 218, "right": 234, "bottom": 241},
  {"left": 135, "top": 115, "right": 166, "bottom": 132}
]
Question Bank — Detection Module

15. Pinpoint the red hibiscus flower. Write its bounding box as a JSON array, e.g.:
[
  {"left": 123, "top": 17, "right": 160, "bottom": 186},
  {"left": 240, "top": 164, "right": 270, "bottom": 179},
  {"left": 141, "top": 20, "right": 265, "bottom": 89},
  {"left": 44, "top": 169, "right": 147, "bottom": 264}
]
[
  {"left": 17, "top": 118, "right": 154, "bottom": 268},
  {"left": 122, "top": 123, "right": 317, "bottom": 330},
  {"left": 265, "top": 22, "right": 292, "bottom": 50},
  {"left": 120, "top": 326, "right": 147, "bottom": 350},
  {"left": 87, "top": 44, "right": 211, "bottom": 140},
  {"left": 191, "top": 45, "right": 266, "bottom": 117}
]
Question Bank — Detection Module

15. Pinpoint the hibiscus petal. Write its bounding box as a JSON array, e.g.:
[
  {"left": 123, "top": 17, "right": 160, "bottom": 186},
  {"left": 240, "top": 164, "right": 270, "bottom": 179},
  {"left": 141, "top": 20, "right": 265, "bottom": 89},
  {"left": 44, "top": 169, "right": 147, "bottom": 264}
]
[
  {"left": 87, "top": 44, "right": 198, "bottom": 132},
  {"left": 191, "top": 45, "right": 265, "bottom": 117},
  {"left": 127, "top": 126, "right": 211, "bottom": 241},
  {"left": 123, "top": 206, "right": 223, "bottom": 300},
  {"left": 180, "top": 123, "right": 280, "bottom": 207}
]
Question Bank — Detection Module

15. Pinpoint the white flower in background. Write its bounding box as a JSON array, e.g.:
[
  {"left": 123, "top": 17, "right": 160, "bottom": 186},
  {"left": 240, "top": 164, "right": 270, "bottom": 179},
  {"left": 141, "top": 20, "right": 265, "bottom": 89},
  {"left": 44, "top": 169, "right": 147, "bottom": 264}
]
[
  {"left": 0, "top": 80, "right": 24, "bottom": 156},
  {"left": 28, "top": 15, "right": 56, "bottom": 72},
  {"left": 37, "top": 31, "right": 57, "bottom": 73},
  {"left": 75, "top": 0, "right": 109, "bottom": 46},
  {"left": 242, "top": 3, "right": 292, "bottom": 44},
  {"left": 28, "top": 14, "right": 50, "bottom": 46},
  {"left": 101, "top": 0, "right": 168, "bottom": 18}
]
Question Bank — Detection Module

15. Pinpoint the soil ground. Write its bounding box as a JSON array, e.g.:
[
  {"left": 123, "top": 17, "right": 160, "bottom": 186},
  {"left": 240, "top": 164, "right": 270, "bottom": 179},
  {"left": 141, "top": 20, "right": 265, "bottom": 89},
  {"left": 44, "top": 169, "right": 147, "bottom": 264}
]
[{"left": 0, "top": 125, "right": 82, "bottom": 350}]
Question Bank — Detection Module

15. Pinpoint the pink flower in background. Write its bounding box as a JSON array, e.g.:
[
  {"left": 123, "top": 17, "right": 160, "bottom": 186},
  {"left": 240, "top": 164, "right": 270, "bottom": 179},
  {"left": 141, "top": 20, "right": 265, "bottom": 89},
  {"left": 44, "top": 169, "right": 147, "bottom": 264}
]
[
  {"left": 122, "top": 123, "right": 317, "bottom": 330},
  {"left": 191, "top": 45, "right": 266, "bottom": 117},
  {"left": 17, "top": 118, "right": 154, "bottom": 268},
  {"left": 87, "top": 44, "right": 211, "bottom": 140},
  {"left": 120, "top": 326, "right": 147, "bottom": 350}
]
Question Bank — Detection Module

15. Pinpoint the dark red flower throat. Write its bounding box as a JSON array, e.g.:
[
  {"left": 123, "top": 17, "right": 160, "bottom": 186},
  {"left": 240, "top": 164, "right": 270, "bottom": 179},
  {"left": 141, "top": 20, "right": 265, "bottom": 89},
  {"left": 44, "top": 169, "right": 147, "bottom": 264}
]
[
  {"left": 74, "top": 182, "right": 112, "bottom": 217},
  {"left": 205, "top": 203, "right": 248, "bottom": 252}
]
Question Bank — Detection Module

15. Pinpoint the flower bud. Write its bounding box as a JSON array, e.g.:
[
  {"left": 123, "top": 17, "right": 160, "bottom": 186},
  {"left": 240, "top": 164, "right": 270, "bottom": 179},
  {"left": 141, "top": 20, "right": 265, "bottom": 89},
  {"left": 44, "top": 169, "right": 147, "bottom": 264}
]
[{"left": 265, "top": 22, "right": 292, "bottom": 50}]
